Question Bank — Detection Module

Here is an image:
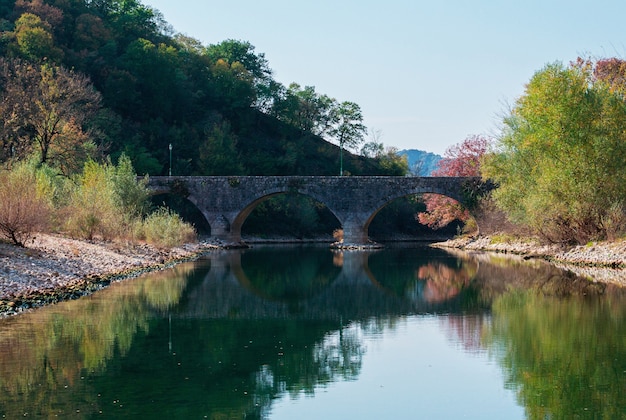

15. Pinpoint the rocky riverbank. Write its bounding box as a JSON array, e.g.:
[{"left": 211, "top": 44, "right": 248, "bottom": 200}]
[
  {"left": 432, "top": 235, "right": 626, "bottom": 286},
  {"left": 0, "top": 233, "right": 221, "bottom": 317}
]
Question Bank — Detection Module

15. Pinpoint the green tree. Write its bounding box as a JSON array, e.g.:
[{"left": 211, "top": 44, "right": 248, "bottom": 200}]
[
  {"left": 204, "top": 39, "right": 273, "bottom": 112},
  {"left": 13, "top": 12, "right": 63, "bottom": 62},
  {"left": 275, "top": 83, "right": 335, "bottom": 135},
  {"left": 328, "top": 101, "right": 367, "bottom": 176},
  {"left": 197, "top": 120, "right": 244, "bottom": 175},
  {"left": 205, "top": 39, "right": 271, "bottom": 86},
  {"left": 483, "top": 60, "right": 626, "bottom": 244},
  {"left": 113, "top": 153, "right": 150, "bottom": 218}
]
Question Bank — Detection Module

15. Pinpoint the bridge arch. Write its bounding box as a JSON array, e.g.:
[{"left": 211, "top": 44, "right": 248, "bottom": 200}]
[
  {"left": 149, "top": 191, "right": 213, "bottom": 235},
  {"left": 231, "top": 190, "right": 342, "bottom": 243},
  {"left": 363, "top": 188, "right": 470, "bottom": 240}
]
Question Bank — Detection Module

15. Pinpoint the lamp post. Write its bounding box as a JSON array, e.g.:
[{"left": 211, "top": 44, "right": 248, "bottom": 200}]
[
  {"left": 339, "top": 144, "right": 343, "bottom": 176},
  {"left": 168, "top": 143, "right": 172, "bottom": 177}
]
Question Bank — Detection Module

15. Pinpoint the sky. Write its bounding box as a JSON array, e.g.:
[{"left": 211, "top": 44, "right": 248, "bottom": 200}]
[{"left": 141, "top": 0, "right": 626, "bottom": 155}]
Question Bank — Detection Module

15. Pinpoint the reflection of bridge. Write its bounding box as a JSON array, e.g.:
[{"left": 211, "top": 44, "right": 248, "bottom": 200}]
[
  {"left": 179, "top": 248, "right": 478, "bottom": 319},
  {"left": 147, "top": 176, "right": 491, "bottom": 246}
]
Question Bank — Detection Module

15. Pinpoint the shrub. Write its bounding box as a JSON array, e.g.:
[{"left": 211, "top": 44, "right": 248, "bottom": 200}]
[
  {"left": 63, "top": 160, "right": 123, "bottom": 240},
  {"left": 0, "top": 163, "right": 52, "bottom": 246},
  {"left": 113, "top": 153, "right": 151, "bottom": 218},
  {"left": 139, "top": 207, "right": 196, "bottom": 248}
]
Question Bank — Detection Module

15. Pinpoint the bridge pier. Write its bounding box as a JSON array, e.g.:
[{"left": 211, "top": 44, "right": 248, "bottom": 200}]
[
  {"left": 341, "top": 221, "right": 370, "bottom": 246},
  {"left": 334, "top": 218, "right": 381, "bottom": 249},
  {"left": 201, "top": 212, "right": 246, "bottom": 247}
]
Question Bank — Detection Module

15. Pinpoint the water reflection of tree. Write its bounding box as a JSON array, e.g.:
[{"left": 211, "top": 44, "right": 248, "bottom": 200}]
[
  {"left": 484, "top": 290, "right": 626, "bottom": 420},
  {"left": 86, "top": 317, "right": 364, "bottom": 418},
  {"left": 0, "top": 264, "right": 193, "bottom": 417},
  {"left": 441, "top": 315, "right": 491, "bottom": 354},
  {"left": 417, "top": 262, "right": 475, "bottom": 303},
  {"left": 3, "top": 246, "right": 624, "bottom": 418}
]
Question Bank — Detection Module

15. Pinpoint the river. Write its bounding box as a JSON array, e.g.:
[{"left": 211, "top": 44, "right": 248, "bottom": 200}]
[{"left": 0, "top": 244, "right": 624, "bottom": 419}]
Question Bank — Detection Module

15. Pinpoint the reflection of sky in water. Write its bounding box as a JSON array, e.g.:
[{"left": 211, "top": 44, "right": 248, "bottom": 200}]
[{"left": 270, "top": 316, "right": 524, "bottom": 420}]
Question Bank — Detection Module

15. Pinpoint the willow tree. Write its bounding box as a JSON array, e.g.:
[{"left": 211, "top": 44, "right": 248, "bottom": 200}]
[{"left": 482, "top": 60, "right": 626, "bottom": 243}]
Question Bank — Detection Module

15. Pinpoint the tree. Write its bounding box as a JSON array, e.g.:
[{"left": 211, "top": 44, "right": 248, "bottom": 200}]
[
  {"left": 113, "top": 153, "right": 150, "bottom": 218},
  {"left": 378, "top": 146, "right": 409, "bottom": 176},
  {"left": 197, "top": 120, "right": 244, "bottom": 175},
  {"left": 592, "top": 57, "right": 626, "bottom": 93},
  {"left": 361, "top": 128, "right": 384, "bottom": 158},
  {"left": 482, "top": 60, "right": 626, "bottom": 243},
  {"left": 417, "top": 135, "right": 489, "bottom": 230},
  {"left": 0, "top": 58, "right": 102, "bottom": 172},
  {"left": 274, "top": 83, "right": 335, "bottom": 135},
  {"left": 13, "top": 12, "right": 63, "bottom": 62},
  {"left": 205, "top": 39, "right": 271, "bottom": 86},
  {"left": 361, "top": 130, "right": 408, "bottom": 175},
  {"left": 205, "top": 39, "right": 273, "bottom": 110},
  {"left": 328, "top": 101, "right": 367, "bottom": 176}
]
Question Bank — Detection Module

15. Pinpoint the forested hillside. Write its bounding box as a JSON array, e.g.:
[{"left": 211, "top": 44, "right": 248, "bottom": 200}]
[{"left": 0, "top": 0, "right": 407, "bottom": 176}]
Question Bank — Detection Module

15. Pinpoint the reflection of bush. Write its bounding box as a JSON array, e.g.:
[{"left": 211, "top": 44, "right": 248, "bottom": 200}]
[
  {"left": 141, "top": 268, "right": 190, "bottom": 310},
  {"left": 418, "top": 262, "right": 475, "bottom": 303}
]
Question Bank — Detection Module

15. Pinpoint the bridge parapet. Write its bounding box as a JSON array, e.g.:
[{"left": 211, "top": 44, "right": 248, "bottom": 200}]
[{"left": 146, "top": 176, "right": 492, "bottom": 247}]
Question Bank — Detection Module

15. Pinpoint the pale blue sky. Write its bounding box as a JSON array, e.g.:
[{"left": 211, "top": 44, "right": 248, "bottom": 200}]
[{"left": 142, "top": 0, "right": 625, "bottom": 155}]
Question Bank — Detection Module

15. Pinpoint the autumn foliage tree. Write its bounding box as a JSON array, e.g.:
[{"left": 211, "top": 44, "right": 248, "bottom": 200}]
[
  {"left": 0, "top": 58, "right": 102, "bottom": 173},
  {"left": 417, "top": 135, "right": 489, "bottom": 230}
]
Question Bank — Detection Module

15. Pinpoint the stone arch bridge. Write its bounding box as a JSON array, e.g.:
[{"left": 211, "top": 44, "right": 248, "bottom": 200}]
[{"left": 146, "top": 176, "right": 491, "bottom": 246}]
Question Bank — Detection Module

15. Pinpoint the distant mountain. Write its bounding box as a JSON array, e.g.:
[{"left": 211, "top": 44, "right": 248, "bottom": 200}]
[{"left": 398, "top": 149, "right": 442, "bottom": 176}]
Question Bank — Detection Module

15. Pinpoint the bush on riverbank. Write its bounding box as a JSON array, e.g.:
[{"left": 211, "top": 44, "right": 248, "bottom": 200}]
[
  {"left": 0, "top": 161, "right": 52, "bottom": 246},
  {"left": 138, "top": 207, "right": 196, "bottom": 248},
  {"left": 0, "top": 155, "right": 196, "bottom": 248}
]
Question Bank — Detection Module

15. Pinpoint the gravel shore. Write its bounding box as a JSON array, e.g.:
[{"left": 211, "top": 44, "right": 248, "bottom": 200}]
[{"left": 0, "top": 233, "right": 220, "bottom": 317}]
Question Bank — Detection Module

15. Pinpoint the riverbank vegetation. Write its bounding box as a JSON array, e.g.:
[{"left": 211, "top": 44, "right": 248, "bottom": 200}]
[
  {"left": 417, "top": 58, "right": 626, "bottom": 248},
  {"left": 0, "top": 155, "right": 195, "bottom": 247},
  {"left": 481, "top": 58, "right": 626, "bottom": 245}
]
